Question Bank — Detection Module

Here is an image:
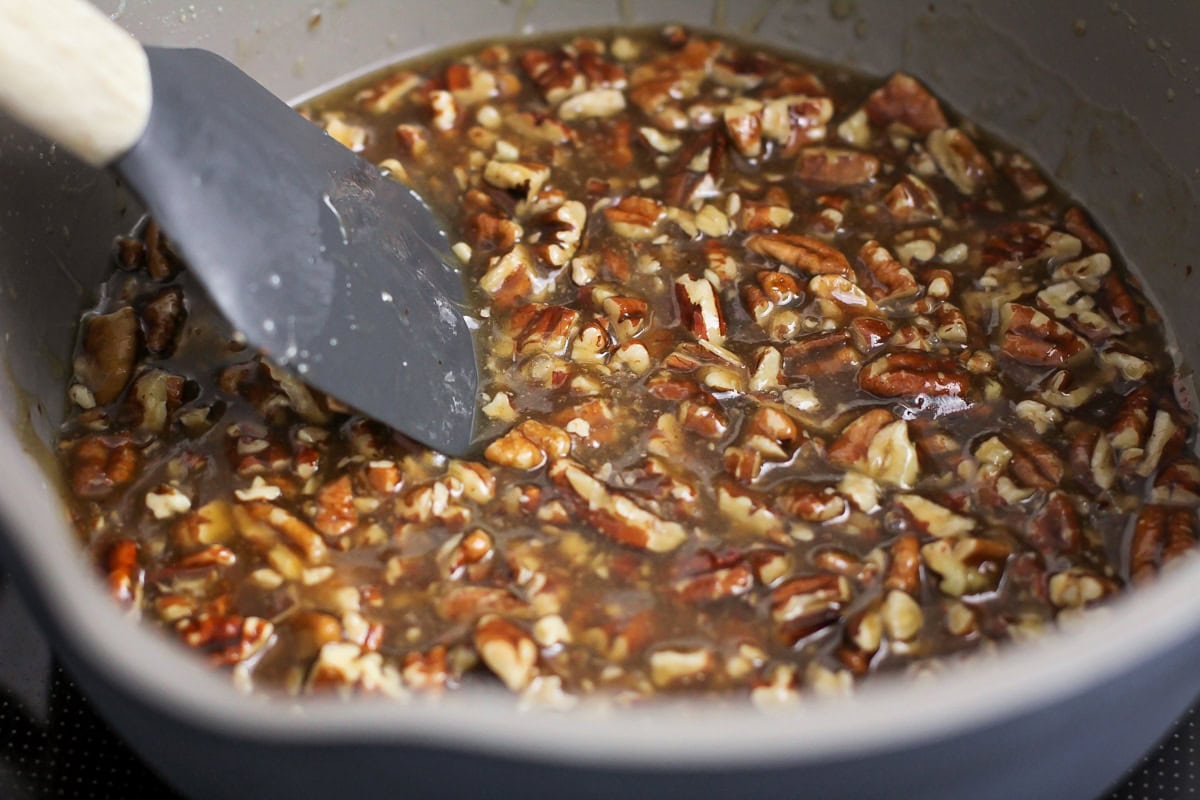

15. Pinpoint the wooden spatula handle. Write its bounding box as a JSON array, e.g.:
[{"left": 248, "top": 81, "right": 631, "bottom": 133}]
[{"left": 0, "top": 0, "right": 150, "bottom": 167}]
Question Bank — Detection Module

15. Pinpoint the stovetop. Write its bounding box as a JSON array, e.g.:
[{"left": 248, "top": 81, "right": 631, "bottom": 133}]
[{"left": 0, "top": 566, "right": 1193, "bottom": 800}]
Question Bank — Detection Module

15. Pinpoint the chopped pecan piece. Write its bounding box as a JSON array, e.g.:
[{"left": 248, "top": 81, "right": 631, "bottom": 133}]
[
  {"left": 549, "top": 459, "right": 688, "bottom": 552},
  {"left": 1130, "top": 505, "right": 1198, "bottom": 583},
  {"left": 863, "top": 72, "right": 947, "bottom": 134},
  {"left": 70, "top": 435, "right": 139, "bottom": 499},
  {"left": 314, "top": 476, "right": 358, "bottom": 538},
  {"left": 745, "top": 233, "right": 851, "bottom": 276},
  {"left": 604, "top": 196, "right": 664, "bottom": 240},
  {"left": 926, "top": 128, "right": 993, "bottom": 195},
  {"left": 75, "top": 307, "right": 140, "bottom": 405},
  {"left": 859, "top": 240, "right": 919, "bottom": 302},
  {"left": 795, "top": 147, "right": 880, "bottom": 185},
  {"left": 674, "top": 275, "right": 726, "bottom": 345},
  {"left": 858, "top": 352, "right": 970, "bottom": 399},
  {"left": 999, "top": 303, "right": 1090, "bottom": 366}
]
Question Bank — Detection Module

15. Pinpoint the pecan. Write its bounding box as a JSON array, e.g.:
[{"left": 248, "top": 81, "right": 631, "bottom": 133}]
[
  {"left": 142, "top": 221, "right": 178, "bottom": 281},
  {"left": 894, "top": 494, "right": 976, "bottom": 538},
  {"left": 172, "top": 500, "right": 235, "bottom": 549},
  {"left": 760, "top": 93, "right": 832, "bottom": 146},
  {"left": 675, "top": 275, "right": 726, "bottom": 345},
  {"left": 115, "top": 236, "right": 144, "bottom": 270},
  {"left": 445, "top": 63, "right": 501, "bottom": 105},
  {"left": 716, "top": 482, "right": 786, "bottom": 539},
  {"left": 356, "top": 70, "right": 421, "bottom": 114},
  {"left": 1109, "top": 386, "right": 1152, "bottom": 464},
  {"left": 436, "top": 585, "right": 527, "bottom": 623},
  {"left": 549, "top": 459, "right": 688, "bottom": 552},
  {"left": 600, "top": 295, "right": 650, "bottom": 341},
  {"left": 777, "top": 483, "right": 847, "bottom": 523},
  {"left": 744, "top": 407, "right": 802, "bottom": 453},
  {"left": 1102, "top": 271, "right": 1146, "bottom": 329},
  {"left": 840, "top": 604, "right": 882, "bottom": 673},
  {"left": 882, "top": 589, "right": 923, "bottom": 641},
  {"left": 858, "top": 352, "right": 970, "bottom": 398},
  {"left": 984, "top": 222, "right": 1081, "bottom": 267},
  {"left": 559, "top": 87, "right": 626, "bottom": 120},
  {"left": 1130, "top": 505, "right": 1198, "bottom": 583},
  {"left": 144, "top": 483, "right": 191, "bottom": 520},
  {"left": 679, "top": 395, "right": 729, "bottom": 439},
  {"left": 921, "top": 537, "right": 1010, "bottom": 596},
  {"left": 746, "top": 233, "right": 851, "bottom": 276},
  {"left": 314, "top": 476, "right": 358, "bottom": 538},
  {"left": 1066, "top": 425, "right": 1116, "bottom": 493},
  {"left": 306, "top": 641, "right": 403, "bottom": 696},
  {"left": 479, "top": 245, "right": 537, "bottom": 306},
  {"left": 485, "top": 420, "right": 570, "bottom": 471},
  {"left": 795, "top": 147, "right": 880, "bottom": 185},
  {"left": 723, "top": 97, "right": 764, "bottom": 157},
  {"left": 1063, "top": 207, "right": 1109, "bottom": 253},
  {"left": 738, "top": 202, "right": 795, "bottom": 232},
  {"left": 1038, "top": 369, "right": 1098, "bottom": 411},
  {"left": 70, "top": 435, "right": 139, "bottom": 499},
  {"left": 1035, "top": 281, "right": 1117, "bottom": 341},
  {"left": 426, "top": 90, "right": 459, "bottom": 132},
  {"left": 74, "top": 307, "right": 139, "bottom": 405},
  {"left": 884, "top": 174, "right": 942, "bottom": 223},
  {"left": 1048, "top": 569, "right": 1117, "bottom": 609},
  {"left": 474, "top": 616, "right": 538, "bottom": 692},
  {"left": 466, "top": 212, "right": 522, "bottom": 254},
  {"left": 999, "top": 152, "right": 1048, "bottom": 202},
  {"left": 446, "top": 460, "right": 496, "bottom": 503},
  {"left": 740, "top": 270, "right": 802, "bottom": 327},
  {"left": 828, "top": 408, "right": 893, "bottom": 469},
  {"left": 1007, "top": 433, "right": 1064, "bottom": 490},
  {"left": 848, "top": 317, "right": 895, "bottom": 353},
  {"left": 808, "top": 274, "right": 878, "bottom": 320},
  {"left": 783, "top": 330, "right": 862, "bottom": 378},
  {"left": 511, "top": 304, "right": 579, "bottom": 357},
  {"left": 671, "top": 561, "right": 755, "bottom": 604},
  {"left": 810, "top": 548, "right": 862, "bottom": 580},
  {"left": 438, "top": 529, "right": 495, "bottom": 580},
  {"left": 884, "top": 535, "right": 921, "bottom": 594},
  {"left": 1152, "top": 459, "right": 1200, "bottom": 506},
  {"left": 604, "top": 196, "right": 664, "bottom": 240},
  {"left": 935, "top": 304, "right": 969, "bottom": 344},
  {"left": 394, "top": 123, "right": 430, "bottom": 157},
  {"left": 770, "top": 574, "right": 850, "bottom": 645},
  {"left": 171, "top": 543, "right": 237, "bottom": 571},
  {"left": 127, "top": 369, "right": 184, "bottom": 434},
  {"left": 401, "top": 645, "right": 450, "bottom": 692},
  {"left": 103, "top": 538, "right": 143, "bottom": 607},
  {"left": 650, "top": 647, "right": 715, "bottom": 688},
  {"left": 859, "top": 240, "right": 919, "bottom": 302},
  {"left": 926, "top": 128, "right": 993, "bottom": 195},
  {"left": 482, "top": 159, "right": 550, "bottom": 200},
  {"left": 1028, "top": 492, "right": 1082, "bottom": 557},
  {"left": 237, "top": 502, "right": 328, "bottom": 564},
  {"left": 139, "top": 287, "right": 186, "bottom": 357},
  {"left": 863, "top": 73, "right": 947, "bottom": 134},
  {"left": 999, "top": 303, "right": 1090, "bottom": 366}
]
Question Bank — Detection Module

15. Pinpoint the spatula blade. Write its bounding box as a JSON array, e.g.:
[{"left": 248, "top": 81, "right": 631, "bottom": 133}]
[{"left": 115, "top": 47, "right": 478, "bottom": 455}]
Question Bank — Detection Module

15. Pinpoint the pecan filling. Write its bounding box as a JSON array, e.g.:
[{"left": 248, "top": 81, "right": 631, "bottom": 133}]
[{"left": 59, "top": 27, "right": 1197, "bottom": 706}]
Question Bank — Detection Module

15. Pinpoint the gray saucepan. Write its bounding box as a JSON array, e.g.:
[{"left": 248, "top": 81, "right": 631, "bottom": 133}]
[{"left": 1, "top": 1, "right": 1198, "bottom": 798}]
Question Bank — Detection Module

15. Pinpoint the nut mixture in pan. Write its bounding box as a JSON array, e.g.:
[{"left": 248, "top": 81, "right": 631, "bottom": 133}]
[{"left": 59, "top": 27, "right": 1199, "bottom": 706}]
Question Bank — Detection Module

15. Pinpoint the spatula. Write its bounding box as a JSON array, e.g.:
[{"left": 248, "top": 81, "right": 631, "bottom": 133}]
[{"left": 0, "top": 0, "right": 479, "bottom": 455}]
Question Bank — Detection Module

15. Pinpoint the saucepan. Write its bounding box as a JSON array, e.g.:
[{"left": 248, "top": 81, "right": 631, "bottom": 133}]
[{"left": 1, "top": 1, "right": 1198, "bottom": 797}]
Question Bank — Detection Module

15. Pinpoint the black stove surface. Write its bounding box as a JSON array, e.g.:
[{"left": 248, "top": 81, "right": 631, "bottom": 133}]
[{"left": 0, "top": 567, "right": 1192, "bottom": 800}]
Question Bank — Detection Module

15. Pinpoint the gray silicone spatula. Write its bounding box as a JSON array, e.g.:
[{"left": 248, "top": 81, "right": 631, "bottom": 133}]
[{"left": 0, "top": 0, "right": 479, "bottom": 454}]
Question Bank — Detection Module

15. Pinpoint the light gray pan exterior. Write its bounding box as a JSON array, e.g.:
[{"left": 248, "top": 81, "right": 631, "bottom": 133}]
[{"left": 1, "top": 1, "right": 1199, "bottom": 798}]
